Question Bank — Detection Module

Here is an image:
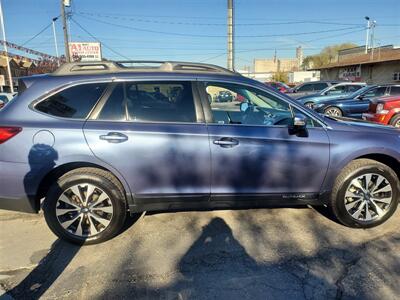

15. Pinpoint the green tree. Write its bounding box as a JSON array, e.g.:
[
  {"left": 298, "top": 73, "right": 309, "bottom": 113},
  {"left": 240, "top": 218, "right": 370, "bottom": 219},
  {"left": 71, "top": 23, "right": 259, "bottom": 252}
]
[
  {"left": 302, "top": 43, "right": 357, "bottom": 69},
  {"left": 272, "top": 71, "right": 289, "bottom": 83}
]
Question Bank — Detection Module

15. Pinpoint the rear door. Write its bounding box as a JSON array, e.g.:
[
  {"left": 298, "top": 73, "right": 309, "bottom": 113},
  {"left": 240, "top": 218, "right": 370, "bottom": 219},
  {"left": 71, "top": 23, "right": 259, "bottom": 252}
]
[{"left": 83, "top": 80, "right": 211, "bottom": 206}]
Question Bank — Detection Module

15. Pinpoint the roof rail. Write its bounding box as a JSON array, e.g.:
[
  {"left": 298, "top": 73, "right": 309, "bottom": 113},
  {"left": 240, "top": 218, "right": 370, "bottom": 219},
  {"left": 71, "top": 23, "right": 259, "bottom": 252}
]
[{"left": 52, "top": 60, "right": 237, "bottom": 76}]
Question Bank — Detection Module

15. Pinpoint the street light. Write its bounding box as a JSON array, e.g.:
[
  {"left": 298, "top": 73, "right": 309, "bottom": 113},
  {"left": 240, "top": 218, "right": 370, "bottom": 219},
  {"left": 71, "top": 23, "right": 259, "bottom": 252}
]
[
  {"left": 365, "top": 16, "right": 370, "bottom": 54},
  {"left": 52, "top": 17, "right": 60, "bottom": 66},
  {"left": 0, "top": 0, "right": 14, "bottom": 93}
]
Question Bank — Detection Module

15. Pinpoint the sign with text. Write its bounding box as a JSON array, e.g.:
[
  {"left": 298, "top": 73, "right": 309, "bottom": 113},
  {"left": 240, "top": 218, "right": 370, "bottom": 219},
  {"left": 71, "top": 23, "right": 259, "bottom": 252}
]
[
  {"left": 69, "top": 42, "right": 102, "bottom": 62},
  {"left": 338, "top": 65, "right": 361, "bottom": 81}
]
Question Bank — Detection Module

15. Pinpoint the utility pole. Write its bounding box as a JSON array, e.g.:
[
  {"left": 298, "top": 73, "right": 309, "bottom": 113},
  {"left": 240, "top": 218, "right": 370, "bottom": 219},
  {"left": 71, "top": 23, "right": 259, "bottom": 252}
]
[
  {"left": 61, "top": 0, "right": 70, "bottom": 62},
  {"left": 0, "top": 0, "right": 13, "bottom": 93},
  {"left": 227, "top": 0, "right": 234, "bottom": 71},
  {"left": 52, "top": 17, "right": 60, "bottom": 66},
  {"left": 370, "top": 20, "right": 376, "bottom": 59},
  {"left": 365, "top": 16, "right": 370, "bottom": 54}
]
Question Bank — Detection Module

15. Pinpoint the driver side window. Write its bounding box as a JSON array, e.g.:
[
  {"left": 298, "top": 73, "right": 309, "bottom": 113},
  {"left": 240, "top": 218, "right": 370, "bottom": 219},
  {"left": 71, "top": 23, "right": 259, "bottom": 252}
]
[{"left": 206, "top": 82, "right": 294, "bottom": 126}]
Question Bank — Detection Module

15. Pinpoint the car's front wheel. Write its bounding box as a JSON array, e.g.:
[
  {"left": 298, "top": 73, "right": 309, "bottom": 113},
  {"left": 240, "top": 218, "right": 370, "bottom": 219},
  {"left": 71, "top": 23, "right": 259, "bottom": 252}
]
[
  {"left": 43, "top": 167, "right": 127, "bottom": 245},
  {"left": 331, "top": 159, "right": 399, "bottom": 228},
  {"left": 389, "top": 114, "right": 400, "bottom": 128}
]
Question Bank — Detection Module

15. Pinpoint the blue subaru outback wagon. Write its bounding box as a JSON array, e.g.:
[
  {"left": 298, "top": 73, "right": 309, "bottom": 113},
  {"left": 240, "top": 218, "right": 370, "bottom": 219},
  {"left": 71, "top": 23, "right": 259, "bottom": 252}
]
[{"left": 0, "top": 61, "right": 399, "bottom": 244}]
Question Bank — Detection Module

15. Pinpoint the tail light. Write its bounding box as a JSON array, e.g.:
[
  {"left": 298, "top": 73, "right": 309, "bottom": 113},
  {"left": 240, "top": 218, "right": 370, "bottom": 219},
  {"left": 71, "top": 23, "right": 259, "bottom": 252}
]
[{"left": 0, "top": 127, "right": 22, "bottom": 144}]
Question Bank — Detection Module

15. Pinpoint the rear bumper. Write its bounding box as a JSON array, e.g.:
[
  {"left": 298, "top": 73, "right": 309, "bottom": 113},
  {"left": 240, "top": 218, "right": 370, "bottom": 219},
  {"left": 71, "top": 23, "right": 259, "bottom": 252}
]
[
  {"left": 0, "top": 161, "right": 40, "bottom": 213},
  {"left": 0, "top": 195, "right": 38, "bottom": 213}
]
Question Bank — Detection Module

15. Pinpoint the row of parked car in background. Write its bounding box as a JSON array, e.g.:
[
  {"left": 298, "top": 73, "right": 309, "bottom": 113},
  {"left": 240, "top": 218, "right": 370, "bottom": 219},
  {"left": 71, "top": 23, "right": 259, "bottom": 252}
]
[
  {"left": 0, "top": 92, "right": 17, "bottom": 109},
  {"left": 1, "top": 77, "right": 399, "bottom": 128},
  {"left": 266, "top": 80, "right": 400, "bottom": 128}
]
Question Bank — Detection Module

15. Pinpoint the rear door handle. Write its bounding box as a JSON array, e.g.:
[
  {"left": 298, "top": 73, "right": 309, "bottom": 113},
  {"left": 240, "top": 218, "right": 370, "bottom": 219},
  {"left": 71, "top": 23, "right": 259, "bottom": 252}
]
[
  {"left": 213, "top": 137, "right": 239, "bottom": 148},
  {"left": 99, "top": 132, "right": 128, "bottom": 143}
]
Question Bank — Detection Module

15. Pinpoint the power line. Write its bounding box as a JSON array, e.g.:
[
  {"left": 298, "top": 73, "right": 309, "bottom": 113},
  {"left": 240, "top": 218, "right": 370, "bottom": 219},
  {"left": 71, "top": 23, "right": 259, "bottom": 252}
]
[
  {"left": 77, "top": 12, "right": 370, "bottom": 27},
  {"left": 21, "top": 21, "right": 53, "bottom": 46},
  {"left": 70, "top": 17, "right": 131, "bottom": 60},
  {"left": 75, "top": 11, "right": 400, "bottom": 25},
  {"left": 76, "top": 14, "right": 363, "bottom": 38}
]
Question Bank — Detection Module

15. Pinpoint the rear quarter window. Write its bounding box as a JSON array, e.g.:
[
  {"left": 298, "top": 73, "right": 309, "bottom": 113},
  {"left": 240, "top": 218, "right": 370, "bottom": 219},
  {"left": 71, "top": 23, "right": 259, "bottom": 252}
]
[{"left": 35, "top": 83, "right": 107, "bottom": 119}]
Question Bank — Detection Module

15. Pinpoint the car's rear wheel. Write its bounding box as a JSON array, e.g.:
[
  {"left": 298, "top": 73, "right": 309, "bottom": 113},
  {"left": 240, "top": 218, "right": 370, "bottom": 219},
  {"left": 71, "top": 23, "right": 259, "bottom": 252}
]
[
  {"left": 389, "top": 114, "right": 400, "bottom": 128},
  {"left": 324, "top": 106, "right": 342, "bottom": 117},
  {"left": 304, "top": 102, "right": 315, "bottom": 109},
  {"left": 43, "top": 167, "right": 127, "bottom": 245},
  {"left": 330, "top": 159, "right": 399, "bottom": 228}
]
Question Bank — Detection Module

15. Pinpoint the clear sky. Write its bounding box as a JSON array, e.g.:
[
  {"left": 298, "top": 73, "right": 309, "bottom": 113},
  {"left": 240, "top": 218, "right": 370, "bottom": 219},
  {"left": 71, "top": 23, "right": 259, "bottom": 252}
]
[{"left": 2, "top": 0, "right": 399, "bottom": 69}]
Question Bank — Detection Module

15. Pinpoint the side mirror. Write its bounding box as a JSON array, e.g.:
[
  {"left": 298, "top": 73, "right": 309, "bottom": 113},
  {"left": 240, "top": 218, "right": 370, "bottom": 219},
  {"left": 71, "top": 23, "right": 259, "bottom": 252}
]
[
  {"left": 289, "top": 113, "right": 308, "bottom": 137},
  {"left": 240, "top": 102, "right": 250, "bottom": 112},
  {"left": 293, "top": 114, "right": 307, "bottom": 128}
]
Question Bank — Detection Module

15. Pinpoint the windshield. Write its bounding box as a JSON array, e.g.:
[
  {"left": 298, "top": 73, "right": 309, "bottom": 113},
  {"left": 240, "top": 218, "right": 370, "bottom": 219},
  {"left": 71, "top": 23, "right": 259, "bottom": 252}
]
[
  {"left": 279, "top": 83, "right": 290, "bottom": 89},
  {"left": 348, "top": 86, "right": 374, "bottom": 98}
]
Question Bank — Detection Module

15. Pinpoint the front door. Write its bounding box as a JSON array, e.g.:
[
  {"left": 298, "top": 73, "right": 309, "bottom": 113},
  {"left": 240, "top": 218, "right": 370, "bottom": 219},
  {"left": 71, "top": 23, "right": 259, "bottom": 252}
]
[
  {"left": 346, "top": 86, "right": 388, "bottom": 118},
  {"left": 199, "top": 81, "right": 330, "bottom": 201},
  {"left": 83, "top": 81, "right": 211, "bottom": 206}
]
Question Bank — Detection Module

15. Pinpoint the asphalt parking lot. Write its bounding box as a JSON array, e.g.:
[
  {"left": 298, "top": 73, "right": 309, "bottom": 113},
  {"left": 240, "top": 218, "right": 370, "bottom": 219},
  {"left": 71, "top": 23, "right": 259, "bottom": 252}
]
[{"left": 0, "top": 206, "right": 399, "bottom": 300}]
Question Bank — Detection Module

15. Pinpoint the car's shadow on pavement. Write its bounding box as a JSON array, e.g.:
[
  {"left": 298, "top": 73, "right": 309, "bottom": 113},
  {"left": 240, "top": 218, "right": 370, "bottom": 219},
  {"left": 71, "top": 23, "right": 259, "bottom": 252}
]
[
  {"left": 6, "top": 208, "right": 400, "bottom": 299},
  {"left": 6, "top": 212, "right": 142, "bottom": 300},
  {"left": 7, "top": 239, "right": 80, "bottom": 299}
]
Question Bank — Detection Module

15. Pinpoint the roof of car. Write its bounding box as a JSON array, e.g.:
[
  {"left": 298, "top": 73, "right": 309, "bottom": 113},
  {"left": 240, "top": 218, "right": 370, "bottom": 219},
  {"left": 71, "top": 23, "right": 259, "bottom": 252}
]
[
  {"left": 51, "top": 61, "right": 240, "bottom": 77},
  {"left": 374, "top": 95, "right": 400, "bottom": 102},
  {"left": 331, "top": 82, "right": 367, "bottom": 86}
]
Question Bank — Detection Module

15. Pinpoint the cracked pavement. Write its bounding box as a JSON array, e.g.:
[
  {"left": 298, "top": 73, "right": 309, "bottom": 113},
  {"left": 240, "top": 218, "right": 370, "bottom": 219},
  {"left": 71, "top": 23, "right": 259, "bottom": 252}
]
[{"left": 0, "top": 206, "right": 399, "bottom": 299}]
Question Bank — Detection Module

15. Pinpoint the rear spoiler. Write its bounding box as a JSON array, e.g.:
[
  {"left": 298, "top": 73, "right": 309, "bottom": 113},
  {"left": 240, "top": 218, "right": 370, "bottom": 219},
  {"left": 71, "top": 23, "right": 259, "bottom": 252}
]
[{"left": 17, "top": 74, "right": 48, "bottom": 94}]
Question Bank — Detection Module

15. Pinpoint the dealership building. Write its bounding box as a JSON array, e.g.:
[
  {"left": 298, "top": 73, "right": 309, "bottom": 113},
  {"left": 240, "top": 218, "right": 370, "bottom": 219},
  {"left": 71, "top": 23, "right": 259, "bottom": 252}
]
[{"left": 313, "top": 45, "right": 400, "bottom": 84}]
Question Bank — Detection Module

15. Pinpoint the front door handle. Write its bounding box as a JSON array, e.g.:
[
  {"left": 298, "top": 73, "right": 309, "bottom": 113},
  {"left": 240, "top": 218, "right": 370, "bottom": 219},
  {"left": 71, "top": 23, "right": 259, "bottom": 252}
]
[
  {"left": 213, "top": 137, "right": 239, "bottom": 148},
  {"left": 99, "top": 132, "right": 128, "bottom": 143}
]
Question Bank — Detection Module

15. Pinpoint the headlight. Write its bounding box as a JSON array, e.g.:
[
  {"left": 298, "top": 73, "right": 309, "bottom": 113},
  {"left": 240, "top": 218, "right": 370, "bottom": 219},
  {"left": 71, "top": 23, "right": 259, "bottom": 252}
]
[{"left": 376, "top": 103, "right": 389, "bottom": 114}]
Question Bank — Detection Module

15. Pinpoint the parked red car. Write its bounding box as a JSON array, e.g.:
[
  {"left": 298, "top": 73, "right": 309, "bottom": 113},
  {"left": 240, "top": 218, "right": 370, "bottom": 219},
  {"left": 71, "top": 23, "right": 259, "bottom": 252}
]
[
  {"left": 363, "top": 95, "right": 400, "bottom": 128},
  {"left": 265, "top": 81, "right": 290, "bottom": 93}
]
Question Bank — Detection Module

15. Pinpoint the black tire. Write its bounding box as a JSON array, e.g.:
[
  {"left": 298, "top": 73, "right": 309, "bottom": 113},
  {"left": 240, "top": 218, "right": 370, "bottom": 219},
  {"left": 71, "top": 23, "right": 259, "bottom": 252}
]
[
  {"left": 389, "top": 114, "right": 400, "bottom": 128},
  {"left": 43, "top": 167, "right": 127, "bottom": 245},
  {"left": 330, "top": 159, "right": 399, "bottom": 228},
  {"left": 324, "top": 106, "right": 343, "bottom": 117}
]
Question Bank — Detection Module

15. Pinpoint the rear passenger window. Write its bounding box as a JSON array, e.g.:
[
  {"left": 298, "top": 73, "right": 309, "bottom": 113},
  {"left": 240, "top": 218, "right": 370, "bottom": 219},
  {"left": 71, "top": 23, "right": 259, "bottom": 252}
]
[
  {"left": 312, "top": 83, "right": 328, "bottom": 91},
  {"left": 390, "top": 86, "right": 400, "bottom": 95},
  {"left": 296, "top": 84, "right": 313, "bottom": 92},
  {"left": 98, "top": 81, "right": 196, "bottom": 123},
  {"left": 36, "top": 83, "right": 107, "bottom": 119},
  {"left": 127, "top": 82, "right": 196, "bottom": 122}
]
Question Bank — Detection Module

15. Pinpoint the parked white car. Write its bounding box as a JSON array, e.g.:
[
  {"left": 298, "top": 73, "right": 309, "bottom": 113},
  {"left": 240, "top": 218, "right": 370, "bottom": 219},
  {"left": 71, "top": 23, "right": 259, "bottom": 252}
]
[{"left": 0, "top": 92, "right": 17, "bottom": 109}]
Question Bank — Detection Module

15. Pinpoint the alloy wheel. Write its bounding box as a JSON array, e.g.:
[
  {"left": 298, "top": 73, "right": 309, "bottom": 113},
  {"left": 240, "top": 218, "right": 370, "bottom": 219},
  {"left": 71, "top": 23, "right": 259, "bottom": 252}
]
[
  {"left": 394, "top": 119, "right": 400, "bottom": 128},
  {"left": 325, "top": 107, "right": 342, "bottom": 117},
  {"left": 344, "top": 173, "right": 393, "bottom": 222},
  {"left": 55, "top": 183, "right": 114, "bottom": 237}
]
